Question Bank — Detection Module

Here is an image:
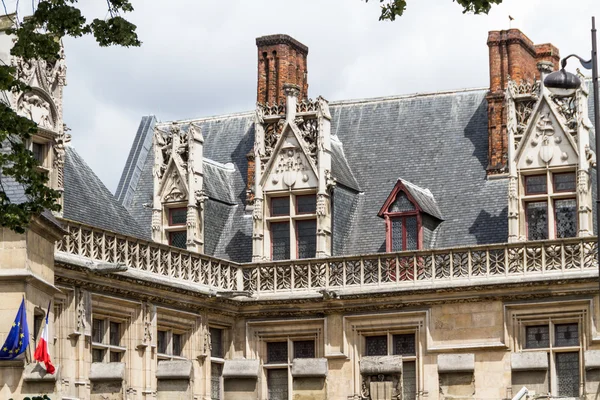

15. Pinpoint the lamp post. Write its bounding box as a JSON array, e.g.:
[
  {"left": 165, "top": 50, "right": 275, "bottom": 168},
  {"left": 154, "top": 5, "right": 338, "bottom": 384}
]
[{"left": 544, "top": 16, "right": 598, "bottom": 289}]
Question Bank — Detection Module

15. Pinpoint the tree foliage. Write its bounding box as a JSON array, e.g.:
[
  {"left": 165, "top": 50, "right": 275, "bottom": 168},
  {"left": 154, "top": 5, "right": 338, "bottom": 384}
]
[
  {"left": 0, "top": 0, "right": 140, "bottom": 233},
  {"left": 366, "top": 0, "right": 503, "bottom": 21}
]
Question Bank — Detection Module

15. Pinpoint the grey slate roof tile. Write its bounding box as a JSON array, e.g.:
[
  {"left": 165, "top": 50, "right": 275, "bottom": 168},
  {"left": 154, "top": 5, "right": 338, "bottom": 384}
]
[{"left": 63, "top": 147, "right": 147, "bottom": 239}]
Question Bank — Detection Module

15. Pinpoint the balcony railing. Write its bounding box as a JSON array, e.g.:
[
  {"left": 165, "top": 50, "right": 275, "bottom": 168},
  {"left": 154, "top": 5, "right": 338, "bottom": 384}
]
[{"left": 56, "top": 221, "right": 599, "bottom": 296}]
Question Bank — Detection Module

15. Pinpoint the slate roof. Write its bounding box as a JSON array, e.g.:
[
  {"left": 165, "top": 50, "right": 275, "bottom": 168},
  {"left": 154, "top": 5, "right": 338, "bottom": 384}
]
[
  {"left": 394, "top": 179, "right": 443, "bottom": 220},
  {"left": 63, "top": 147, "right": 147, "bottom": 239}
]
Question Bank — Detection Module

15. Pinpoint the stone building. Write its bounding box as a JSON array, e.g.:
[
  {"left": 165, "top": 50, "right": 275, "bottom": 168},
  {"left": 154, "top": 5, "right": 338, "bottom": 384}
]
[{"left": 1, "top": 15, "right": 599, "bottom": 400}]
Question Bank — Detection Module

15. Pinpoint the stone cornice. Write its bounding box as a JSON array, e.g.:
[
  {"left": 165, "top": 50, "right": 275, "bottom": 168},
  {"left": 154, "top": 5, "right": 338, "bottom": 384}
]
[{"left": 256, "top": 34, "right": 309, "bottom": 54}]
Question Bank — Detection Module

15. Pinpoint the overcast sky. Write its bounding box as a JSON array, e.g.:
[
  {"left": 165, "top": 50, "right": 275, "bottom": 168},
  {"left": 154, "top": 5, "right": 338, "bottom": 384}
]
[{"left": 9, "top": 0, "right": 599, "bottom": 192}]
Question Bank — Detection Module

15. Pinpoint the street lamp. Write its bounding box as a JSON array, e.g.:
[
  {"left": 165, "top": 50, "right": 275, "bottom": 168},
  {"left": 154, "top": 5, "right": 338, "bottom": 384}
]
[{"left": 544, "top": 16, "right": 599, "bottom": 288}]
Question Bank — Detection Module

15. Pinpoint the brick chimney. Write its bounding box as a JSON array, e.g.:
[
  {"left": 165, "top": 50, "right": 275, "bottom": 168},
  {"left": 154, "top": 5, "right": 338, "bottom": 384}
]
[
  {"left": 256, "top": 34, "right": 309, "bottom": 105},
  {"left": 486, "top": 29, "right": 560, "bottom": 174}
]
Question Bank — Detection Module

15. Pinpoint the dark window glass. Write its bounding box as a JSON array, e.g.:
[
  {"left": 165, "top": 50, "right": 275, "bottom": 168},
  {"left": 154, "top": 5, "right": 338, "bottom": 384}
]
[
  {"left": 32, "top": 142, "right": 45, "bottom": 164},
  {"left": 210, "top": 328, "right": 223, "bottom": 358},
  {"left": 525, "top": 325, "right": 550, "bottom": 349},
  {"left": 169, "top": 231, "right": 187, "bottom": 249},
  {"left": 211, "top": 362, "right": 223, "bottom": 400},
  {"left": 555, "top": 199, "right": 577, "bottom": 238},
  {"left": 173, "top": 333, "right": 183, "bottom": 356},
  {"left": 555, "top": 323, "right": 579, "bottom": 347},
  {"left": 271, "top": 197, "right": 290, "bottom": 216},
  {"left": 170, "top": 208, "right": 187, "bottom": 225},
  {"left": 391, "top": 218, "right": 403, "bottom": 251},
  {"left": 393, "top": 334, "right": 416, "bottom": 356},
  {"left": 109, "top": 322, "right": 120, "bottom": 346},
  {"left": 390, "top": 192, "right": 415, "bottom": 212},
  {"left": 525, "top": 175, "right": 547, "bottom": 194},
  {"left": 405, "top": 216, "right": 418, "bottom": 250},
  {"left": 526, "top": 202, "right": 548, "bottom": 240},
  {"left": 34, "top": 314, "right": 44, "bottom": 344},
  {"left": 92, "top": 319, "right": 104, "bottom": 343},
  {"left": 297, "top": 195, "right": 316, "bottom": 214},
  {"left": 92, "top": 348, "right": 105, "bottom": 362},
  {"left": 110, "top": 351, "right": 122, "bottom": 363},
  {"left": 157, "top": 330, "right": 167, "bottom": 354},
  {"left": 403, "top": 360, "right": 417, "bottom": 400},
  {"left": 267, "top": 369, "right": 288, "bottom": 400},
  {"left": 271, "top": 222, "right": 290, "bottom": 260},
  {"left": 554, "top": 172, "right": 576, "bottom": 192},
  {"left": 297, "top": 219, "right": 316, "bottom": 259},
  {"left": 293, "top": 340, "right": 315, "bottom": 359},
  {"left": 365, "top": 336, "right": 387, "bottom": 356},
  {"left": 267, "top": 342, "right": 288, "bottom": 364},
  {"left": 556, "top": 352, "right": 580, "bottom": 397}
]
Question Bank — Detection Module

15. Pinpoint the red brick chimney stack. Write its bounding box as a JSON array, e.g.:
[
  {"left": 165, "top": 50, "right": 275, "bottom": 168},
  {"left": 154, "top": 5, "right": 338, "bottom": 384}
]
[
  {"left": 486, "top": 29, "right": 560, "bottom": 174},
  {"left": 256, "top": 34, "right": 309, "bottom": 105}
]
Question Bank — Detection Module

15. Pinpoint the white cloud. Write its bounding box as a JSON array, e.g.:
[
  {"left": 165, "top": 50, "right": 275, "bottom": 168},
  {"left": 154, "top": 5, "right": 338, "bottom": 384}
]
[{"left": 49, "top": 0, "right": 599, "bottom": 191}]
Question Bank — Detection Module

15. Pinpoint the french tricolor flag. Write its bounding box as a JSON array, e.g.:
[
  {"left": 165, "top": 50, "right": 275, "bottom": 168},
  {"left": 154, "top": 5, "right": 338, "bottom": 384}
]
[{"left": 34, "top": 302, "right": 55, "bottom": 374}]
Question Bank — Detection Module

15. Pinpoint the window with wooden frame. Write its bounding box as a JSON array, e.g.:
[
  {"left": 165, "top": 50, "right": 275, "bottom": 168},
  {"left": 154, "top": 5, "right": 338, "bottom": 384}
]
[
  {"left": 266, "top": 193, "right": 317, "bottom": 260},
  {"left": 265, "top": 338, "right": 316, "bottom": 400},
  {"left": 166, "top": 206, "right": 187, "bottom": 249},
  {"left": 210, "top": 327, "right": 225, "bottom": 400},
  {"left": 523, "top": 171, "right": 577, "bottom": 240},
  {"left": 363, "top": 332, "right": 418, "bottom": 400},
  {"left": 91, "top": 317, "right": 126, "bottom": 363},
  {"left": 380, "top": 189, "right": 422, "bottom": 252}
]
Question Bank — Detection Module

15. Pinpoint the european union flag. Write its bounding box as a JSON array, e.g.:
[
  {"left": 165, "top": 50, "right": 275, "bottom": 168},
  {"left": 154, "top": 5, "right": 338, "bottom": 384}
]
[{"left": 0, "top": 298, "right": 30, "bottom": 359}]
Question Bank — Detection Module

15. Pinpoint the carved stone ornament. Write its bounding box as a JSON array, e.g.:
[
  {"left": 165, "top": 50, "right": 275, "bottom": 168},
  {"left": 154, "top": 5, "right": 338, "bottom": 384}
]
[
  {"left": 17, "top": 92, "right": 56, "bottom": 130},
  {"left": 164, "top": 172, "right": 186, "bottom": 202},
  {"left": 535, "top": 113, "right": 556, "bottom": 163},
  {"left": 274, "top": 142, "right": 308, "bottom": 188}
]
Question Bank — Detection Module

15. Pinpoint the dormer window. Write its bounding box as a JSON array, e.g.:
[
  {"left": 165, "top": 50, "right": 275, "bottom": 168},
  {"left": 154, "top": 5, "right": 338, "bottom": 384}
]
[
  {"left": 167, "top": 207, "right": 187, "bottom": 249},
  {"left": 379, "top": 179, "right": 443, "bottom": 252},
  {"left": 267, "top": 193, "right": 317, "bottom": 260},
  {"left": 523, "top": 171, "right": 577, "bottom": 240}
]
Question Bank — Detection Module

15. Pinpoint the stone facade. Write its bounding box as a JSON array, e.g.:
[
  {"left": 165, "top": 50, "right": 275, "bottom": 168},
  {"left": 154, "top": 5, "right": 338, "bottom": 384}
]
[{"left": 1, "top": 21, "right": 600, "bottom": 400}]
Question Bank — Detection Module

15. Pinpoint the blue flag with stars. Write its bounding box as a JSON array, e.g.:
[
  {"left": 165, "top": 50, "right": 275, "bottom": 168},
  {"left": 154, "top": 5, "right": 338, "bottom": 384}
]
[{"left": 0, "top": 298, "right": 30, "bottom": 359}]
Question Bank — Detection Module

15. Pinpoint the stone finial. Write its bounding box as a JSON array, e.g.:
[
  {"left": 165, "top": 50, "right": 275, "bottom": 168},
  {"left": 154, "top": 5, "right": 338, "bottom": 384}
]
[
  {"left": 283, "top": 83, "right": 301, "bottom": 98},
  {"left": 537, "top": 61, "right": 555, "bottom": 83},
  {"left": 284, "top": 83, "right": 301, "bottom": 121}
]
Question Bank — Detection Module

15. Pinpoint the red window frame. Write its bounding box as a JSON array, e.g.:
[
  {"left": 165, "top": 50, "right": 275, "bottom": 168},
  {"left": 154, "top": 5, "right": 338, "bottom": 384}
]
[
  {"left": 270, "top": 221, "right": 291, "bottom": 260},
  {"left": 524, "top": 174, "right": 548, "bottom": 195},
  {"left": 169, "top": 207, "right": 187, "bottom": 226},
  {"left": 168, "top": 230, "right": 187, "bottom": 248},
  {"left": 524, "top": 200, "right": 549, "bottom": 241},
  {"left": 295, "top": 218, "right": 317, "bottom": 259},
  {"left": 553, "top": 197, "right": 577, "bottom": 238},
  {"left": 381, "top": 188, "right": 423, "bottom": 252},
  {"left": 552, "top": 172, "right": 577, "bottom": 193},
  {"left": 295, "top": 194, "right": 317, "bottom": 215},
  {"left": 271, "top": 197, "right": 290, "bottom": 217}
]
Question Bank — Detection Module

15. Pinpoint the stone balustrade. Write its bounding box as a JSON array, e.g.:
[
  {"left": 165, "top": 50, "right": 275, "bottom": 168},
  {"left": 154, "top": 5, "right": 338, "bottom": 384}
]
[{"left": 56, "top": 221, "right": 599, "bottom": 296}]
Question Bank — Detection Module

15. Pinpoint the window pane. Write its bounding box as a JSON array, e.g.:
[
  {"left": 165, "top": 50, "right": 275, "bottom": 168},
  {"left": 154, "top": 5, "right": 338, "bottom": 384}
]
[
  {"left": 92, "top": 348, "right": 105, "bottom": 363},
  {"left": 173, "top": 333, "right": 183, "bottom": 356},
  {"left": 210, "top": 328, "right": 223, "bottom": 358},
  {"left": 109, "top": 322, "right": 120, "bottom": 346},
  {"left": 555, "top": 199, "right": 577, "bottom": 238},
  {"left": 271, "top": 197, "right": 290, "bottom": 216},
  {"left": 525, "top": 175, "right": 547, "bottom": 194},
  {"left": 390, "top": 192, "right": 415, "bottom": 212},
  {"left": 391, "top": 218, "right": 403, "bottom": 252},
  {"left": 365, "top": 336, "right": 387, "bottom": 356},
  {"left": 403, "top": 360, "right": 417, "bottom": 400},
  {"left": 271, "top": 222, "right": 290, "bottom": 261},
  {"left": 211, "top": 362, "right": 222, "bottom": 400},
  {"left": 268, "top": 369, "right": 288, "bottom": 400},
  {"left": 92, "top": 319, "right": 104, "bottom": 343},
  {"left": 555, "top": 323, "right": 579, "bottom": 347},
  {"left": 554, "top": 172, "right": 576, "bottom": 192},
  {"left": 293, "top": 340, "right": 315, "bottom": 359},
  {"left": 297, "top": 195, "right": 317, "bottom": 214},
  {"left": 110, "top": 351, "right": 122, "bottom": 363},
  {"left": 157, "top": 330, "right": 167, "bottom": 354},
  {"left": 297, "top": 219, "right": 316, "bottom": 259},
  {"left": 169, "top": 231, "right": 187, "bottom": 249},
  {"left": 556, "top": 352, "right": 580, "bottom": 397},
  {"left": 526, "top": 202, "right": 548, "bottom": 240},
  {"left": 32, "top": 142, "right": 45, "bottom": 164},
  {"left": 267, "top": 342, "right": 288, "bottom": 364},
  {"left": 170, "top": 208, "right": 187, "bottom": 225},
  {"left": 393, "top": 334, "right": 416, "bottom": 356},
  {"left": 525, "top": 325, "right": 550, "bottom": 349},
  {"left": 405, "top": 216, "right": 418, "bottom": 250}
]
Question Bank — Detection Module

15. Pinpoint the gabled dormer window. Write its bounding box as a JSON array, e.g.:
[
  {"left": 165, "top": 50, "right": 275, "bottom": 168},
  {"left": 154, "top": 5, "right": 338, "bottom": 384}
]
[{"left": 378, "top": 179, "right": 443, "bottom": 252}]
